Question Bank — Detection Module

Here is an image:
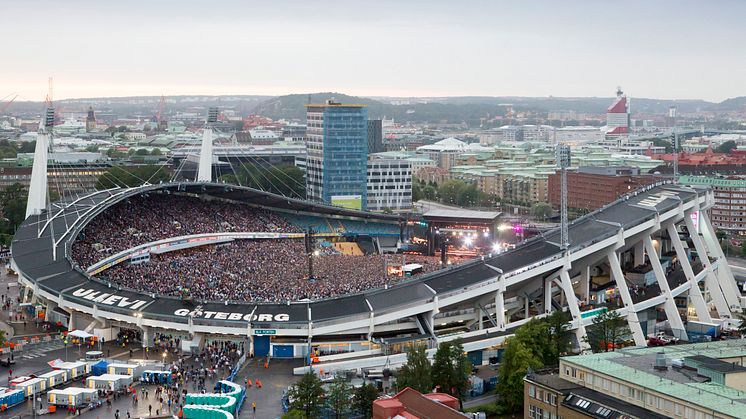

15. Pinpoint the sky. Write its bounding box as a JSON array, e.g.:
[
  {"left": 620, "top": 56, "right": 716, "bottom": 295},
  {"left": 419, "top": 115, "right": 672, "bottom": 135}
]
[{"left": 1, "top": 0, "right": 745, "bottom": 102}]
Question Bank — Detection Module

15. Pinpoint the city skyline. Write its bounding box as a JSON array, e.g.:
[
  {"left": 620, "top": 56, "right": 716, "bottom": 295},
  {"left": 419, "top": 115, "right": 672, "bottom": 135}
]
[{"left": 2, "top": 0, "right": 746, "bottom": 102}]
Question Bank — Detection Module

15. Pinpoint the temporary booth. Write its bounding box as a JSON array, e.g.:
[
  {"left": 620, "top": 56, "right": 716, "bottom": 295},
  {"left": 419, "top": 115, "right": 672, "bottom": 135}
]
[
  {"left": 0, "top": 388, "right": 24, "bottom": 409},
  {"left": 39, "top": 370, "right": 68, "bottom": 388},
  {"left": 48, "top": 387, "right": 99, "bottom": 407},
  {"left": 142, "top": 370, "right": 172, "bottom": 384},
  {"left": 12, "top": 378, "right": 46, "bottom": 398},
  {"left": 54, "top": 361, "right": 89, "bottom": 379},
  {"left": 90, "top": 360, "right": 109, "bottom": 376},
  {"left": 86, "top": 374, "right": 133, "bottom": 391},
  {"left": 107, "top": 363, "right": 143, "bottom": 378}
]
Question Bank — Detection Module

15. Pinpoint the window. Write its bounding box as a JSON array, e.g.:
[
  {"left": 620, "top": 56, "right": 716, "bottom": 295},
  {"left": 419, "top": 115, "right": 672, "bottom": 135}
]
[
  {"left": 529, "top": 404, "right": 544, "bottom": 419},
  {"left": 529, "top": 385, "right": 535, "bottom": 398}
]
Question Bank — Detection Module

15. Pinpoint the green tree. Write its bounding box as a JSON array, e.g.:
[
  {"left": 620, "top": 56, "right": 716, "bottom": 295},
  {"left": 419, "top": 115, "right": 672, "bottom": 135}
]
[
  {"left": 412, "top": 180, "right": 423, "bottom": 202},
  {"left": 735, "top": 309, "right": 746, "bottom": 336},
  {"left": 495, "top": 338, "right": 543, "bottom": 413},
  {"left": 431, "top": 339, "right": 472, "bottom": 399},
  {"left": 423, "top": 185, "right": 438, "bottom": 201},
  {"left": 584, "top": 310, "right": 631, "bottom": 352},
  {"left": 438, "top": 180, "right": 466, "bottom": 205},
  {"left": 396, "top": 344, "right": 432, "bottom": 393},
  {"left": 353, "top": 383, "right": 379, "bottom": 419},
  {"left": 456, "top": 184, "right": 481, "bottom": 207},
  {"left": 530, "top": 202, "right": 553, "bottom": 220},
  {"left": 84, "top": 144, "right": 100, "bottom": 152},
  {"left": 741, "top": 241, "right": 746, "bottom": 257},
  {"left": 326, "top": 376, "right": 352, "bottom": 419},
  {"left": 652, "top": 138, "right": 674, "bottom": 153},
  {"left": 150, "top": 148, "right": 163, "bottom": 156},
  {"left": 717, "top": 140, "right": 737, "bottom": 154},
  {"left": 135, "top": 148, "right": 149, "bottom": 156},
  {"left": 280, "top": 410, "right": 305, "bottom": 419},
  {"left": 288, "top": 372, "right": 325, "bottom": 419},
  {"left": 0, "top": 183, "right": 28, "bottom": 245}
]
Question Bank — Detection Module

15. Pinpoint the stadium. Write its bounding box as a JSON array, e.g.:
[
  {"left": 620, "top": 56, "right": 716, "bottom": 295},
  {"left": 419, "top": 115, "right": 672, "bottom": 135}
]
[{"left": 12, "top": 177, "right": 743, "bottom": 374}]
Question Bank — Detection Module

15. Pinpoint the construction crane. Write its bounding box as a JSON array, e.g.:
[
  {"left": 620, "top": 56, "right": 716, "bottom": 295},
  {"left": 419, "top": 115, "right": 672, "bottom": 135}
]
[{"left": 0, "top": 94, "right": 18, "bottom": 114}]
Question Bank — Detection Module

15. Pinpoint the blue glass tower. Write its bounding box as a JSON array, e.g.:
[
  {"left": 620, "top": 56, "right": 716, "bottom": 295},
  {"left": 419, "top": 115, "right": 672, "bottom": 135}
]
[{"left": 306, "top": 101, "right": 369, "bottom": 210}]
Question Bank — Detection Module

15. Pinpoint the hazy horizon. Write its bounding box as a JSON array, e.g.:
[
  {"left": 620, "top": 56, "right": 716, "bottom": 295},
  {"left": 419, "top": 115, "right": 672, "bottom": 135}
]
[{"left": 2, "top": 0, "right": 745, "bottom": 102}]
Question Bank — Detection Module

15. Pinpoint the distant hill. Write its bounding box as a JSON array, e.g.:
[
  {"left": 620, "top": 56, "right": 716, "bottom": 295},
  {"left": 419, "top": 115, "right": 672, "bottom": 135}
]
[
  {"left": 5, "top": 93, "right": 737, "bottom": 125},
  {"left": 251, "top": 92, "right": 511, "bottom": 125},
  {"left": 712, "top": 96, "right": 746, "bottom": 111},
  {"left": 252, "top": 93, "right": 717, "bottom": 124}
]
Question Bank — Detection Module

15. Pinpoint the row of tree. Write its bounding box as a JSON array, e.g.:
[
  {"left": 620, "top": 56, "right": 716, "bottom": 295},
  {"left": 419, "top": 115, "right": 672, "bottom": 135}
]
[
  {"left": 491, "top": 309, "right": 631, "bottom": 414},
  {"left": 396, "top": 340, "right": 472, "bottom": 397},
  {"left": 0, "top": 139, "right": 36, "bottom": 159},
  {"left": 284, "top": 374, "right": 378, "bottom": 419},
  {"left": 412, "top": 178, "right": 496, "bottom": 207},
  {"left": 285, "top": 339, "right": 472, "bottom": 418}
]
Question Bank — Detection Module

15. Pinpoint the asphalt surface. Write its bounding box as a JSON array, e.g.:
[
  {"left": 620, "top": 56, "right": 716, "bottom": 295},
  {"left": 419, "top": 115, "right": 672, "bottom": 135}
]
[{"left": 0, "top": 269, "right": 302, "bottom": 419}]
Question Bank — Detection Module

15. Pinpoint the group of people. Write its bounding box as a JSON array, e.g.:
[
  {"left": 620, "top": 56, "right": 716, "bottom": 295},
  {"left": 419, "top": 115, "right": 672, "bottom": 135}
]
[
  {"left": 72, "top": 193, "right": 301, "bottom": 268},
  {"left": 72, "top": 192, "right": 465, "bottom": 303},
  {"left": 100, "top": 238, "right": 446, "bottom": 302}
]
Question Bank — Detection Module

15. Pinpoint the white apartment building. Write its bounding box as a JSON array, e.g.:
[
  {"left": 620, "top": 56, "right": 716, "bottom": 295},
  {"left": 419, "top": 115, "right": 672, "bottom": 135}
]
[{"left": 367, "top": 153, "right": 413, "bottom": 212}]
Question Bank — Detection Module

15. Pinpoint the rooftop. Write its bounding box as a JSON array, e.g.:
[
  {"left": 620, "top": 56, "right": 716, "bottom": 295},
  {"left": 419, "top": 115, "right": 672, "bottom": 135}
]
[{"left": 561, "top": 339, "right": 746, "bottom": 418}]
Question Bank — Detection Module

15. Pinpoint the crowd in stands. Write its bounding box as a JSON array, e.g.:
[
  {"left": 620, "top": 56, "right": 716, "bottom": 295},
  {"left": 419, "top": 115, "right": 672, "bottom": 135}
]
[
  {"left": 72, "top": 193, "right": 466, "bottom": 302},
  {"left": 100, "top": 239, "right": 449, "bottom": 302},
  {"left": 72, "top": 194, "right": 301, "bottom": 268}
]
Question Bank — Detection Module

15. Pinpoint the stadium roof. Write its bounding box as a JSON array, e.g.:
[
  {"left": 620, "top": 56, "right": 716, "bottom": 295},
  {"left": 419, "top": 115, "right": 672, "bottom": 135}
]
[{"left": 415, "top": 201, "right": 501, "bottom": 223}]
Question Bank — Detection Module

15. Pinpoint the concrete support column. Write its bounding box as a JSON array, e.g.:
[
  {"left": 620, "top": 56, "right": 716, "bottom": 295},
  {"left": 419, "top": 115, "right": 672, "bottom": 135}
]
[
  {"left": 524, "top": 296, "right": 530, "bottom": 319},
  {"left": 634, "top": 241, "right": 645, "bottom": 266},
  {"left": 68, "top": 311, "right": 77, "bottom": 332},
  {"left": 140, "top": 326, "right": 152, "bottom": 348},
  {"left": 700, "top": 211, "right": 742, "bottom": 309},
  {"left": 495, "top": 285, "right": 506, "bottom": 331},
  {"left": 44, "top": 300, "right": 58, "bottom": 323},
  {"left": 474, "top": 305, "right": 483, "bottom": 330},
  {"left": 559, "top": 269, "right": 589, "bottom": 350},
  {"left": 644, "top": 235, "right": 688, "bottom": 341},
  {"left": 667, "top": 222, "right": 712, "bottom": 323},
  {"left": 544, "top": 276, "right": 553, "bottom": 314},
  {"left": 607, "top": 251, "right": 647, "bottom": 346},
  {"left": 579, "top": 266, "right": 591, "bottom": 304},
  {"left": 685, "top": 212, "right": 731, "bottom": 318}
]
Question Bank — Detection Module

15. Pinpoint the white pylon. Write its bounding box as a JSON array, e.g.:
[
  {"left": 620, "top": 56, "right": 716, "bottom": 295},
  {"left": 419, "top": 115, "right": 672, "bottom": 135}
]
[
  {"left": 26, "top": 108, "right": 54, "bottom": 218},
  {"left": 197, "top": 127, "right": 213, "bottom": 182}
]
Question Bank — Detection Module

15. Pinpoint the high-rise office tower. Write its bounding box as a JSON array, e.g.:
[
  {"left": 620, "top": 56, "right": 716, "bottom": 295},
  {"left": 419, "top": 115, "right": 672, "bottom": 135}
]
[
  {"left": 306, "top": 100, "right": 369, "bottom": 210},
  {"left": 367, "top": 119, "right": 384, "bottom": 154}
]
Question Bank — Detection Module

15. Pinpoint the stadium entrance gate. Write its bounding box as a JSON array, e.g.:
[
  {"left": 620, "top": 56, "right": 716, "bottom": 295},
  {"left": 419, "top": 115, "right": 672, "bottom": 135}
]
[{"left": 254, "top": 336, "right": 270, "bottom": 357}]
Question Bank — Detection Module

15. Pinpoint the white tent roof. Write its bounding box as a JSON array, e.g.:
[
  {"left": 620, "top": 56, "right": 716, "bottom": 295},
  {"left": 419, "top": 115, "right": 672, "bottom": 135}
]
[{"left": 68, "top": 330, "right": 93, "bottom": 338}]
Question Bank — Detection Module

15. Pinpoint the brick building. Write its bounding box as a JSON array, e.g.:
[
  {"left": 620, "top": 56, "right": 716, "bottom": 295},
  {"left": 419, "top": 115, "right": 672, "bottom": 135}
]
[
  {"left": 548, "top": 167, "right": 657, "bottom": 211},
  {"left": 679, "top": 176, "right": 746, "bottom": 240}
]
